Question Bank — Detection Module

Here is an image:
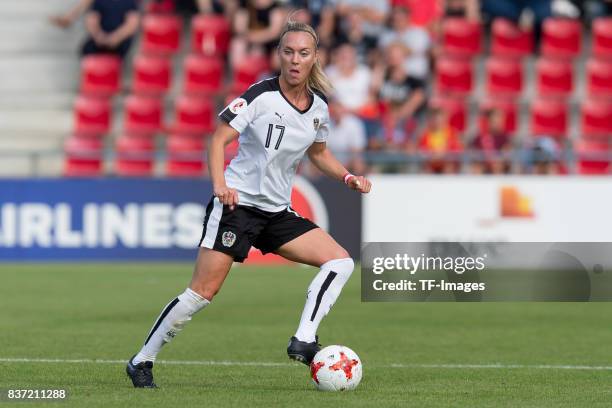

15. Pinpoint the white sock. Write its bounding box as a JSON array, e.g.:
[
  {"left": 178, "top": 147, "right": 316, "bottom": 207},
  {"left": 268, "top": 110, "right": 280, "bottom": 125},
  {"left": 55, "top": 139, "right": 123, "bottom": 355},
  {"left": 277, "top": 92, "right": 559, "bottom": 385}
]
[
  {"left": 133, "top": 288, "right": 209, "bottom": 364},
  {"left": 294, "top": 258, "right": 354, "bottom": 343}
]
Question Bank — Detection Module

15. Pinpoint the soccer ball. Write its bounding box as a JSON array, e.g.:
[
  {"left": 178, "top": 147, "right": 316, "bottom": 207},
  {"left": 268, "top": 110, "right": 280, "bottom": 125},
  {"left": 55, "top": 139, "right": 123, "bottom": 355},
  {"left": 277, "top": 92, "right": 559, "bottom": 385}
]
[{"left": 310, "top": 345, "right": 362, "bottom": 391}]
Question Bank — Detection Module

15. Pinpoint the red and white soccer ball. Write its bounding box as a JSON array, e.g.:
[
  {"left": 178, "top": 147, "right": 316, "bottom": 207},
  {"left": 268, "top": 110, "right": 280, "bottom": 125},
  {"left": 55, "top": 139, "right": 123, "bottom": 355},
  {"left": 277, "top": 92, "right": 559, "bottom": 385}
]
[{"left": 310, "top": 345, "right": 362, "bottom": 391}]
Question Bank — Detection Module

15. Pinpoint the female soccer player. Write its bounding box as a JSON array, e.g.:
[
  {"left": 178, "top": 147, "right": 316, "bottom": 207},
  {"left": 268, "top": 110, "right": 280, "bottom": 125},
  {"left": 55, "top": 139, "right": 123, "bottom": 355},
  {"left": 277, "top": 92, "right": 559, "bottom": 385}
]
[{"left": 126, "top": 19, "right": 372, "bottom": 388}]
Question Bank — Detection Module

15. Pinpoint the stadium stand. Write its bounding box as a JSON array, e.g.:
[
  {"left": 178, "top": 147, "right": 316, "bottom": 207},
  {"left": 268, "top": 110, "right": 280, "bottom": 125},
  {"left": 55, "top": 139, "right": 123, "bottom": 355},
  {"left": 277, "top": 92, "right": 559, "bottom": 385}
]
[
  {"left": 183, "top": 54, "right": 224, "bottom": 95},
  {"left": 140, "top": 13, "right": 182, "bottom": 56},
  {"left": 80, "top": 54, "right": 122, "bottom": 97},
  {"left": 73, "top": 95, "right": 112, "bottom": 137},
  {"left": 123, "top": 94, "right": 163, "bottom": 136},
  {"left": 536, "top": 58, "right": 574, "bottom": 97},
  {"left": 490, "top": 18, "right": 534, "bottom": 58},
  {"left": 440, "top": 17, "right": 482, "bottom": 58},
  {"left": 2, "top": 0, "right": 611, "bottom": 176},
  {"left": 166, "top": 133, "right": 205, "bottom": 177},
  {"left": 63, "top": 135, "right": 104, "bottom": 177},
  {"left": 592, "top": 17, "right": 612, "bottom": 59},
  {"left": 114, "top": 134, "right": 155, "bottom": 177},
  {"left": 586, "top": 58, "right": 612, "bottom": 98},
  {"left": 485, "top": 57, "right": 524, "bottom": 97},
  {"left": 531, "top": 99, "right": 568, "bottom": 139},
  {"left": 435, "top": 57, "right": 473, "bottom": 96},
  {"left": 131, "top": 54, "right": 172, "bottom": 96},
  {"left": 541, "top": 18, "right": 582, "bottom": 59}
]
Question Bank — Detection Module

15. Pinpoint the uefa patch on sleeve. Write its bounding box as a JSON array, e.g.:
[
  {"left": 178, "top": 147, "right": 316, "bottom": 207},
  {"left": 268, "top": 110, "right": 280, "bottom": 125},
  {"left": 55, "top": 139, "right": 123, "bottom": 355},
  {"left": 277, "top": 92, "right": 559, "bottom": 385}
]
[{"left": 229, "top": 98, "right": 248, "bottom": 114}]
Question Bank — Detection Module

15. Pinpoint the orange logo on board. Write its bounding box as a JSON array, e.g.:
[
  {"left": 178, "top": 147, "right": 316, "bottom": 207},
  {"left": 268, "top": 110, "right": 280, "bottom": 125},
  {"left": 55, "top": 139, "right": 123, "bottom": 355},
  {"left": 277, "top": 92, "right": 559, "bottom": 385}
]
[{"left": 500, "top": 186, "right": 534, "bottom": 218}]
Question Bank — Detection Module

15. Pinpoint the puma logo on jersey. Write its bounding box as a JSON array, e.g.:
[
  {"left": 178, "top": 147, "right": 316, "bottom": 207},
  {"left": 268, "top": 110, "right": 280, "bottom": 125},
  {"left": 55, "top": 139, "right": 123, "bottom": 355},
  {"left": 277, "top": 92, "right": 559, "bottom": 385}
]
[{"left": 275, "top": 112, "right": 284, "bottom": 120}]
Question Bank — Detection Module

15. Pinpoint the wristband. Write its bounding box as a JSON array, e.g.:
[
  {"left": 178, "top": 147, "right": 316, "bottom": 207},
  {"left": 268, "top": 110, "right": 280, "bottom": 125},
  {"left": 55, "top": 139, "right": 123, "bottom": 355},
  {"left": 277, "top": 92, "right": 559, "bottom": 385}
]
[{"left": 343, "top": 172, "right": 355, "bottom": 185}]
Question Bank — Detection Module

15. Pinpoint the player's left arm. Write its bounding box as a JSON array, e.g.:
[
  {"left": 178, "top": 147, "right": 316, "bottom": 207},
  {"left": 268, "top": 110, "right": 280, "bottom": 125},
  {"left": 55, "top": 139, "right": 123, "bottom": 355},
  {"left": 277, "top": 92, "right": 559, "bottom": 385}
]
[{"left": 307, "top": 142, "right": 371, "bottom": 193}]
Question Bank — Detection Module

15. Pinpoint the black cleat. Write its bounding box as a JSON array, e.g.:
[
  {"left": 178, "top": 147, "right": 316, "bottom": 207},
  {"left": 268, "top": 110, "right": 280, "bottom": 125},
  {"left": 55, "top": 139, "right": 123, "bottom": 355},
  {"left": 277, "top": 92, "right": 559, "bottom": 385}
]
[
  {"left": 126, "top": 355, "right": 157, "bottom": 388},
  {"left": 287, "top": 336, "right": 321, "bottom": 366}
]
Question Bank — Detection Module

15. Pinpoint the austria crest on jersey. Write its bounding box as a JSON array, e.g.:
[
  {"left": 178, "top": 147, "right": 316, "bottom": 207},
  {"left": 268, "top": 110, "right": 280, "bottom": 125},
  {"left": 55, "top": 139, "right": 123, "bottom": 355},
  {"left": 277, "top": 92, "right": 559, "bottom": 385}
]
[{"left": 222, "top": 231, "right": 236, "bottom": 247}]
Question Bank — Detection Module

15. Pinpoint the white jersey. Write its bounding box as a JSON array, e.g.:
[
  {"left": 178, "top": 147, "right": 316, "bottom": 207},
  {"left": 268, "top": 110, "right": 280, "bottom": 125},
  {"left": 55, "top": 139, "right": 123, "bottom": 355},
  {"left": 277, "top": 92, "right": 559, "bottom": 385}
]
[{"left": 219, "top": 76, "right": 330, "bottom": 212}]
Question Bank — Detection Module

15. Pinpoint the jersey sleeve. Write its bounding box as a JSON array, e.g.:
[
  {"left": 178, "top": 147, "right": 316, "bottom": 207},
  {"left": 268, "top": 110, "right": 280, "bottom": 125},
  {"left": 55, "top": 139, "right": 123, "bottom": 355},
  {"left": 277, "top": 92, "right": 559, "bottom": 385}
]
[
  {"left": 218, "top": 95, "right": 257, "bottom": 134},
  {"left": 218, "top": 79, "right": 275, "bottom": 133},
  {"left": 314, "top": 106, "right": 330, "bottom": 143}
]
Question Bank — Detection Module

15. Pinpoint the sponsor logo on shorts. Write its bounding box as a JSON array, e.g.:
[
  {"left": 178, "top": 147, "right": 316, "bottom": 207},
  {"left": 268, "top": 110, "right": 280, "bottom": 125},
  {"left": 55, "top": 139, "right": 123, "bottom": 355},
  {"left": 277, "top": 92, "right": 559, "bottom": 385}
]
[
  {"left": 222, "top": 231, "right": 236, "bottom": 247},
  {"left": 229, "top": 98, "right": 248, "bottom": 114}
]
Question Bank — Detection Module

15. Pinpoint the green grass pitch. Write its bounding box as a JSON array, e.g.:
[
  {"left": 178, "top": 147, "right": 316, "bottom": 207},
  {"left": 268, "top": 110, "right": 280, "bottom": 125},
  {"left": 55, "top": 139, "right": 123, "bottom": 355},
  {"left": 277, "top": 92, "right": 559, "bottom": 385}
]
[{"left": 1, "top": 263, "right": 612, "bottom": 407}]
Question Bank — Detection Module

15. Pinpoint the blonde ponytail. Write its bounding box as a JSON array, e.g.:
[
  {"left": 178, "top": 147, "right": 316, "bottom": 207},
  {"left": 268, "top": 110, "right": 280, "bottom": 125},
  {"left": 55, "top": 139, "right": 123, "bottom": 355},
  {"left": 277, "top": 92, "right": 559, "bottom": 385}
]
[{"left": 279, "top": 19, "right": 333, "bottom": 97}]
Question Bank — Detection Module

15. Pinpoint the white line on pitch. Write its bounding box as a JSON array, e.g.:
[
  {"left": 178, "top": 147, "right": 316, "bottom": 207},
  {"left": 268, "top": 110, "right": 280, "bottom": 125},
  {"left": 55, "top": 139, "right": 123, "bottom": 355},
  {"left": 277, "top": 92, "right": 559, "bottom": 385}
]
[{"left": 1, "top": 358, "right": 612, "bottom": 371}]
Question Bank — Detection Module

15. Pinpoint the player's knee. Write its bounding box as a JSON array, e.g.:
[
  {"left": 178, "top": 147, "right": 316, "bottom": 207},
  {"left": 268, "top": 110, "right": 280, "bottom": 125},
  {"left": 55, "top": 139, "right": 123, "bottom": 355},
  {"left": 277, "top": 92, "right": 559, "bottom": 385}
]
[{"left": 321, "top": 248, "right": 351, "bottom": 266}]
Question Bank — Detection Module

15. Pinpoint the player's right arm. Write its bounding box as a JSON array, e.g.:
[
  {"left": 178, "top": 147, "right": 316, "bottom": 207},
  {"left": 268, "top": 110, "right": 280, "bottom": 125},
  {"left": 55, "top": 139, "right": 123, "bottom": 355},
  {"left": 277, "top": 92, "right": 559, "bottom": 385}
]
[{"left": 208, "top": 122, "right": 240, "bottom": 210}]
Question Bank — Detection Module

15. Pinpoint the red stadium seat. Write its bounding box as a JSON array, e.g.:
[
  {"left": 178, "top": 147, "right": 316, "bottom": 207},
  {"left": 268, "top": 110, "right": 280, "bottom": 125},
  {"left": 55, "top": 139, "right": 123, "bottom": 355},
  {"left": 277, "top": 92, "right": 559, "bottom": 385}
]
[
  {"left": 434, "top": 57, "right": 473, "bottom": 96},
  {"left": 191, "top": 14, "right": 231, "bottom": 56},
  {"left": 166, "top": 134, "right": 205, "bottom": 177},
  {"left": 586, "top": 59, "right": 612, "bottom": 98},
  {"left": 491, "top": 18, "right": 534, "bottom": 58},
  {"left": 441, "top": 18, "right": 482, "bottom": 57},
  {"left": 479, "top": 99, "right": 517, "bottom": 133},
  {"left": 145, "top": 0, "right": 175, "bottom": 13},
  {"left": 114, "top": 135, "right": 155, "bottom": 176},
  {"left": 576, "top": 139, "right": 611, "bottom": 175},
  {"left": 73, "top": 96, "right": 111, "bottom": 136},
  {"left": 231, "top": 55, "right": 271, "bottom": 93},
  {"left": 172, "top": 95, "right": 214, "bottom": 135},
  {"left": 531, "top": 99, "right": 568, "bottom": 138},
  {"left": 132, "top": 54, "right": 171, "bottom": 96},
  {"left": 593, "top": 17, "right": 612, "bottom": 59},
  {"left": 183, "top": 54, "right": 223, "bottom": 95},
  {"left": 429, "top": 97, "right": 466, "bottom": 132},
  {"left": 541, "top": 18, "right": 582, "bottom": 59},
  {"left": 581, "top": 99, "right": 612, "bottom": 137},
  {"left": 80, "top": 54, "right": 121, "bottom": 97},
  {"left": 123, "top": 95, "right": 163, "bottom": 135},
  {"left": 141, "top": 14, "right": 181, "bottom": 56},
  {"left": 63, "top": 136, "right": 104, "bottom": 177},
  {"left": 535, "top": 58, "right": 573, "bottom": 98},
  {"left": 485, "top": 57, "right": 523, "bottom": 97}
]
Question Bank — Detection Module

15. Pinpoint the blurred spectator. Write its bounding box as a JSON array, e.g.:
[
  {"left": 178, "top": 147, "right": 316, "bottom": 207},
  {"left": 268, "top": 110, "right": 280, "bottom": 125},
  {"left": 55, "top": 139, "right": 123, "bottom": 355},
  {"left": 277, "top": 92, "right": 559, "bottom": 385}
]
[
  {"left": 333, "top": 0, "right": 390, "bottom": 57},
  {"left": 147, "top": 0, "right": 238, "bottom": 16},
  {"left": 470, "top": 109, "right": 513, "bottom": 174},
  {"left": 481, "top": 0, "right": 552, "bottom": 33},
  {"left": 50, "top": 0, "right": 94, "bottom": 29},
  {"left": 230, "top": 0, "right": 287, "bottom": 67},
  {"left": 330, "top": 9, "right": 371, "bottom": 60},
  {"left": 526, "top": 137, "right": 561, "bottom": 174},
  {"left": 82, "top": 0, "right": 140, "bottom": 59},
  {"left": 418, "top": 108, "right": 463, "bottom": 173},
  {"left": 585, "top": 0, "right": 612, "bottom": 19},
  {"left": 379, "top": 5, "right": 432, "bottom": 79},
  {"left": 325, "top": 43, "right": 379, "bottom": 142},
  {"left": 551, "top": 0, "right": 581, "bottom": 18},
  {"left": 288, "top": 0, "right": 336, "bottom": 32},
  {"left": 326, "top": 103, "right": 368, "bottom": 175},
  {"left": 371, "top": 42, "right": 426, "bottom": 150}
]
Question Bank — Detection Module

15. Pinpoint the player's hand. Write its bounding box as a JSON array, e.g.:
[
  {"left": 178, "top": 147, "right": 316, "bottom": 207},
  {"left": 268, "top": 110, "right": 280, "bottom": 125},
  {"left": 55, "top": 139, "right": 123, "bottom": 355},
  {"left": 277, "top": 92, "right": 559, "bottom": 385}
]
[
  {"left": 214, "top": 186, "right": 239, "bottom": 210},
  {"left": 347, "top": 175, "right": 372, "bottom": 194}
]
